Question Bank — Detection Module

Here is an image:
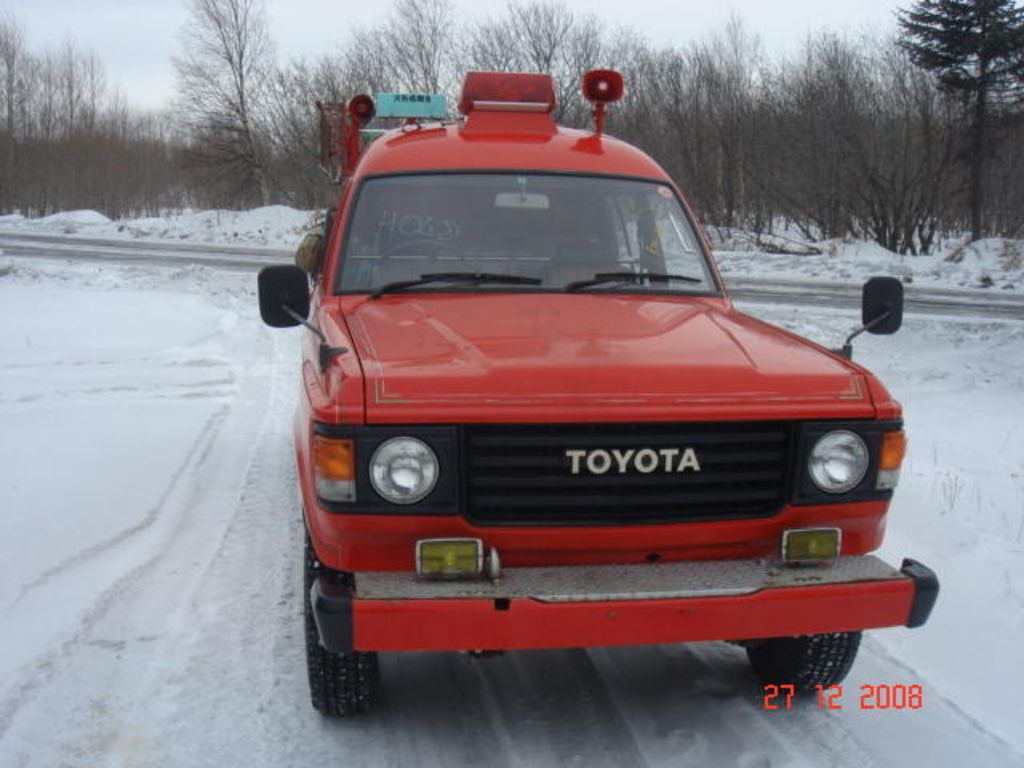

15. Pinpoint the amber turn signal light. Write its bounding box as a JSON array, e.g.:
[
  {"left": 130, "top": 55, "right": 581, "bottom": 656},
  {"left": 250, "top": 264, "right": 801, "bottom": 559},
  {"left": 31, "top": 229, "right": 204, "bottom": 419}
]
[
  {"left": 314, "top": 436, "right": 354, "bottom": 479},
  {"left": 313, "top": 436, "right": 355, "bottom": 502},
  {"left": 879, "top": 430, "right": 907, "bottom": 470},
  {"left": 877, "top": 430, "right": 907, "bottom": 491}
]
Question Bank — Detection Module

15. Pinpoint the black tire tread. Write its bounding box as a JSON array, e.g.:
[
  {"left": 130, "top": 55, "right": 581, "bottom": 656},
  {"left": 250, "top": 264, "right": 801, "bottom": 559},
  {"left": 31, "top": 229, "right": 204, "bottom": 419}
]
[
  {"left": 303, "top": 534, "right": 379, "bottom": 715},
  {"left": 746, "top": 632, "right": 861, "bottom": 690}
]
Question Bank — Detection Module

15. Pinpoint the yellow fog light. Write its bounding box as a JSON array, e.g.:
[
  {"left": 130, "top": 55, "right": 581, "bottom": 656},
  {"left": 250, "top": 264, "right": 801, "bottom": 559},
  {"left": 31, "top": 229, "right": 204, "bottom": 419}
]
[
  {"left": 782, "top": 528, "right": 841, "bottom": 564},
  {"left": 416, "top": 538, "right": 484, "bottom": 579}
]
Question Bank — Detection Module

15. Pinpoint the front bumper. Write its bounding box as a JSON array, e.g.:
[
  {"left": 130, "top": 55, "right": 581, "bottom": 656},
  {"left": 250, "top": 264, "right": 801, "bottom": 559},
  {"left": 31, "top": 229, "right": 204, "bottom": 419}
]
[{"left": 311, "top": 555, "right": 938, "bottom": 653}]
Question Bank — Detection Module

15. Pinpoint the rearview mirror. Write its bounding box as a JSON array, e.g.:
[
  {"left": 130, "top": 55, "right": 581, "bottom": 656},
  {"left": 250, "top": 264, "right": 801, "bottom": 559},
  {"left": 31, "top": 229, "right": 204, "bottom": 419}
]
[
  {"left": 862, "top": 277, "right": 903, "bottom": 335},
  {"left": 495, "top": 192, "right": 549, "bottom": 210},
  {"left": 258, "top": 265, "right": 310, "bottom": 328}
]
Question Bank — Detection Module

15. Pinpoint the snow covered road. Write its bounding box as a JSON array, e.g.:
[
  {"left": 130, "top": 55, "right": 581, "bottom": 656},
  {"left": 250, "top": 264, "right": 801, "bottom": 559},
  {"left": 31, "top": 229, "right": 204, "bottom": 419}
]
[
  {"left": 2, "top": 231, "right": 1023, "bottom": 321},
  {"left": 0, "top": 257, "right": 1022, "bottom": 767}
]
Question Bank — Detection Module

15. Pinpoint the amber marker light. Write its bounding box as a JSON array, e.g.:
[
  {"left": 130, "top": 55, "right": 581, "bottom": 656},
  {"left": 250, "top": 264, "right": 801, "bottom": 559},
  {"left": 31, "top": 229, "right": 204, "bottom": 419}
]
[
  {"left": 877, "top": 430, "right": 907, "bottom": 490},
  {"left": 313, "top": 436, "right": 356, "bottom": 502}
]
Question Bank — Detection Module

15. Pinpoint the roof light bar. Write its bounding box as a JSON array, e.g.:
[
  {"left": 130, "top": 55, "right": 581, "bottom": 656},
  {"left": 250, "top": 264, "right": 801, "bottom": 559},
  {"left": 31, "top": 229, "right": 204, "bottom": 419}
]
[
  {"left": 470, "top": 100, "right": 552, "bottom": 113},
  {"left": 459, "top": 72, "right": 556, "bottom": 115}
]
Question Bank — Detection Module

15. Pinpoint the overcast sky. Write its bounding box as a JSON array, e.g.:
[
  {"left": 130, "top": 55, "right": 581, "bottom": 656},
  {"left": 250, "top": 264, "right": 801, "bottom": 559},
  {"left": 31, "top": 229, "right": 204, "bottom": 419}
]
[{"left": 3, "top": 0, "right": 905, "bottom": 110}]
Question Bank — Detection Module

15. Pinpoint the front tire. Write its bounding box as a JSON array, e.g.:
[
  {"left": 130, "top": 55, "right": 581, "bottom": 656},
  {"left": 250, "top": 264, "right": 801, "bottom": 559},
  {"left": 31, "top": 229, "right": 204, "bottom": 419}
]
[
  {"left": 746, "top": 632, "right": 861, "bottom": 690},
  {"left": 303, "top": 534, "right": 379, "bottom": 715}
]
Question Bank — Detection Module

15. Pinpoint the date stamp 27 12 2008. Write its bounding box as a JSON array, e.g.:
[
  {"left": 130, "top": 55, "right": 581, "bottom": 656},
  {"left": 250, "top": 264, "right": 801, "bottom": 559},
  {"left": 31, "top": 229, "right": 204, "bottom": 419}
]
[{"left": 763, "top": 684, "right": 924, "bottom": 711}]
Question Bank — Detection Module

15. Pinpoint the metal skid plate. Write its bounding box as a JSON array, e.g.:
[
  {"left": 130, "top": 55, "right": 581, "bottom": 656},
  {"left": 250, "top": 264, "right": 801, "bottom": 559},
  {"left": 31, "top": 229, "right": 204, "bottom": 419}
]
[{"left": 355, "top": 555, "right": 904, "bottom": 603}]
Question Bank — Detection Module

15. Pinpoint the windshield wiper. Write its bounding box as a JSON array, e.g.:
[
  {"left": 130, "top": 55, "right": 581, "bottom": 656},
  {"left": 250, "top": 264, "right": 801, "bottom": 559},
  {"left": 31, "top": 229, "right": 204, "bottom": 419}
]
[
  {"left": 565, "top": 271, "right": 704, "bottom": 292},
  {"left": 371, "top": 272, "right": 542, "bottom": 299}
]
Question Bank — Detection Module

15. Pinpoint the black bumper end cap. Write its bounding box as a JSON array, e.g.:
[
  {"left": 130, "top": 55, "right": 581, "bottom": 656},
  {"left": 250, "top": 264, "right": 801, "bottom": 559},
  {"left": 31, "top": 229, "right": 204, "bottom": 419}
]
[
  {"left": 900, "top": 558, "right": 939, "bottom": 629},
  {"left": 311, "top": 577, "right": 353, "bottom": 653}
]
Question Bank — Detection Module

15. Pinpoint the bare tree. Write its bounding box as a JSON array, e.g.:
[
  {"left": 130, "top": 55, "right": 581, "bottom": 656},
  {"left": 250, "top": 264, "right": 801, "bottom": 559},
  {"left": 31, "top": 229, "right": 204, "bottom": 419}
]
[
  {"left": 263, "top": 56, "right": 348, "bottom": 208},
  {"left": 81, "top": 51, "right": 106, "bottom": 133},
  {"left": 57, "top": 40, "right": 86, "bottom": 137},
  {"left": 338, "top": 0, "right": 457, "bottom": 97},
  {"left": 851, "top": 41, "right": 955, "bottom": 253},
  {"left": 696, "top": 16, "right": 762, "bottom": 228},
  {"left": 174, "top": 0, "right": 274, "bottom": 206},
  {"left": 0, "top": 12, "right": 25, "bottom": 211},
  {"left": 340, "top": 29, "right": 406, "bottom": 96},
  {"left": 2, "top": 0, "right": 1021, "bottom": 245},
  {"left": 389, "top": 0, "right": 455, "bottom": 93}
]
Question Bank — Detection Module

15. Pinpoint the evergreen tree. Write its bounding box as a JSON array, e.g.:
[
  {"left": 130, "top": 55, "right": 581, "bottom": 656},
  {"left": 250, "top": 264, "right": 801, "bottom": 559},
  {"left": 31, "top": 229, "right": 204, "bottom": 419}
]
[{"left": 898, "top": 0, "right": 1024, "bottom": 240}]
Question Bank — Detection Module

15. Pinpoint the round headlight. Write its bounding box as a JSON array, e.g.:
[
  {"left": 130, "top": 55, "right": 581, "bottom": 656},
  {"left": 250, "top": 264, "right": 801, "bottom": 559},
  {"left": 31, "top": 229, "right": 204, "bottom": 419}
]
[
  {"left": 808, "top": 430, "right": 869, "bottom": 494},
  {"left": 370, "top": 437, "right": 439, "bottom": 504}
]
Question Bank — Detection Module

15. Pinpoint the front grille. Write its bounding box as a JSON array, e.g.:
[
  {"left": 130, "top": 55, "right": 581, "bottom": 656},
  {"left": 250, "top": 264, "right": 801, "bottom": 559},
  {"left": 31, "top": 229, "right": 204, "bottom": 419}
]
[{"left": 463, "top": 422, "right": 792, "bottom": 525}]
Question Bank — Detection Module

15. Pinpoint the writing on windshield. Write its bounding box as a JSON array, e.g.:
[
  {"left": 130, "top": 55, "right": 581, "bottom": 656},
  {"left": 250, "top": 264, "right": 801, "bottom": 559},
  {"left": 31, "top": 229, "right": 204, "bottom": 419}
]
[{"left": 339, "top": 173, "right": 717, "bottom": 294}]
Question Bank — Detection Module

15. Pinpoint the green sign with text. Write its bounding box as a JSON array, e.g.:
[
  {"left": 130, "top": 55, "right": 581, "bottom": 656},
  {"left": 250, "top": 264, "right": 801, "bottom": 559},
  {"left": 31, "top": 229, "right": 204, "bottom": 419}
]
[{"left": 375, "top": 93, "right": 447, "bottom": 119}]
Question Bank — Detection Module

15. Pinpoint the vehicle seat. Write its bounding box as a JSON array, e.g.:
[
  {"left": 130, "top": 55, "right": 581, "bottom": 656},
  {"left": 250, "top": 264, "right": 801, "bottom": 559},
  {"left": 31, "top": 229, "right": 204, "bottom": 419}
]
[{"left": 547, "top": 239, "right": 620, "bottom": 286}]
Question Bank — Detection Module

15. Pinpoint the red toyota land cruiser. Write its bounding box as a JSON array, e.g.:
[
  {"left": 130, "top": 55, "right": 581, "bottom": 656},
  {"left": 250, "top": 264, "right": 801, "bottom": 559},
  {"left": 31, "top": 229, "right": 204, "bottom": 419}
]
[{"left": 258, "top": 70, "right": 938, "bottom": 716}]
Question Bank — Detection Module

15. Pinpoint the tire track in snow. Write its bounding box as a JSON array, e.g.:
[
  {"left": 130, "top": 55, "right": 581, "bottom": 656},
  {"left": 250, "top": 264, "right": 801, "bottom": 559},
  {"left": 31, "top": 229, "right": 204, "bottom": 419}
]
[
  {"left": 349, "top": 649, "right": 650, "bottom": 768},
  {"left": 6, "top": 406, "right": 229, "bottom": 610},
  {"left": 473, "top": 649, "right": 650, "bottom": 768},
  {"left": 0, "top": 402, "right": 231, "bottom": 744},
  {"left": 583, "top": 642, "right": 835, "bottom": 768},
  {"left": 60, "top": 328, "right": 536, "bottom": 767},
  {"left": 2, "top": 356, "right": 228, "bottom": 371},
  {"left": 150, "top": 334, "right": 309, "bottom": 764},
  {"left": 859, "top": 635, "right": 1018, "bottom": 755},
  {"left": 0, "top": 322, "right": 286, "bottom": 764},
  {"left": 3, "top": 380, "right": 237, "bottom": 406},
  {"left": 590, "top": 638, "right": 1021, "bottom": 768},
  {"left": 34, "top": 327, "right": 291, "bottom": 765}
]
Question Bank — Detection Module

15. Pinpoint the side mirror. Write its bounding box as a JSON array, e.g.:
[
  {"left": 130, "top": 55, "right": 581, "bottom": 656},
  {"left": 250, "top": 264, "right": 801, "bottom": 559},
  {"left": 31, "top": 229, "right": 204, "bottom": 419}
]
[
  {"left": 837, "top": 276, "right": 905, "bottom": 359},
  {"left": 863, "top": 277, "right": 903, "bottom": 335},
  {"left": 258, "top": 265, "right": 310, "bottom": 328}
]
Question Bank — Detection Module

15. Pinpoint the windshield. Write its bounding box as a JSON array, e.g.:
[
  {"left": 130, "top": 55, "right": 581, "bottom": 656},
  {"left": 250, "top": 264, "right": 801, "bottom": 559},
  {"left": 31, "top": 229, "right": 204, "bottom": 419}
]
[{"left": 337, "top": 173, "right": 718, "bottom": 295}]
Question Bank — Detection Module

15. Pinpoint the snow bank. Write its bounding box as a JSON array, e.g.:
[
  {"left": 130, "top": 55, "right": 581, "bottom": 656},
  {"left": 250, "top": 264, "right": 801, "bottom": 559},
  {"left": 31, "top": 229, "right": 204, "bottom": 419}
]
[
  {"left": 715, "top": 235, "right": 1023, "bottom": 293},
  {"left": 0, "top": 209, "right": 113, "bottom": 235},
  {"left": 0, "top": 205, "right": 320, "bottom": 247},
  {"left": 118, "top": 205, "right": 318, "bottom": 247},
  {"left": 37, "top": 209, "right": 112, "bottom": 227}
]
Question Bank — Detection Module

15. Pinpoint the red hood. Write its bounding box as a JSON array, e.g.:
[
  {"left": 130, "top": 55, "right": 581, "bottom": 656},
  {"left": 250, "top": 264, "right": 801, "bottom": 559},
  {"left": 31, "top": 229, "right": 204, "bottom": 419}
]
[{"left": 337, "top": 294, "right": 875, "bottom": 424}]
